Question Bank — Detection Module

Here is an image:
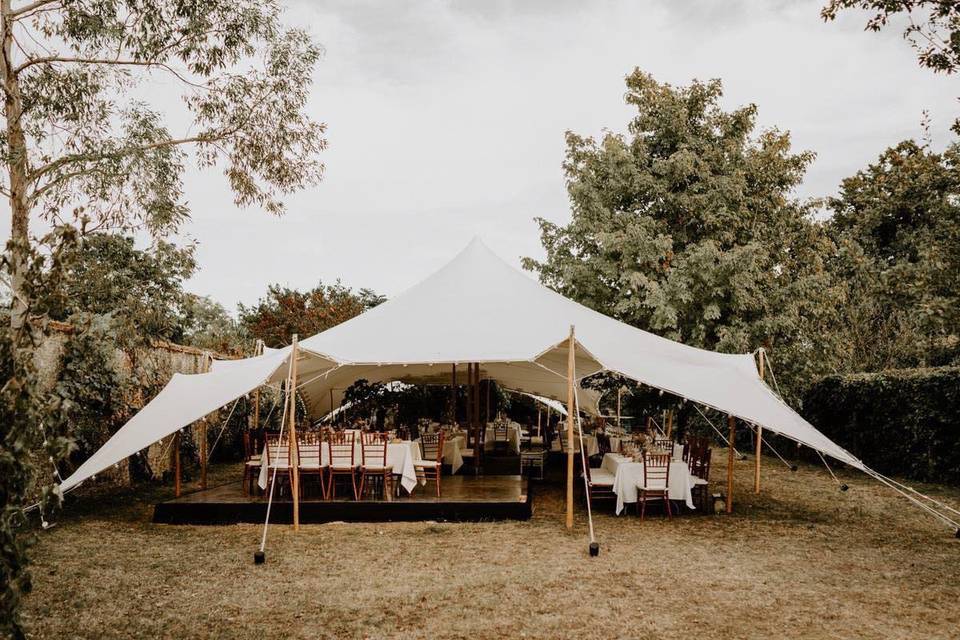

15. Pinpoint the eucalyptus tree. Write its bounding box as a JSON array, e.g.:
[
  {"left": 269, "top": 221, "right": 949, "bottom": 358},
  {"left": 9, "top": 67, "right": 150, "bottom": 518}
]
[
  {"left": 524, "top": 70, "right": 845, "bottom": 401},
  {"left": 0, "top": 2, "right": 325, "bottom": 635}
]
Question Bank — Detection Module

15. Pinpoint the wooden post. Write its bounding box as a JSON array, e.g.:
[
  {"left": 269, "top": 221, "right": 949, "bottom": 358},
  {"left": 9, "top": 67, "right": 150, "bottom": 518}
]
[
  {"left": 450, "top": 363, "right": 457, "bottom": 426},
  {"left": 616, "top": 387, "right": 622, "bottom": 430},
  {"left": 199, "top": 353, "right": 212, "bottom": 490},
  {"left": 289, "top": 335, "right": 301, "bottom": 531},
  {"left": 485, "top": 377, "right": 491, "bottom": 424},
  {"left": 173, "top": 431, "right": 181, "bottom": 498},
  {"left": 727, "top": 414, "right": 735, "bottom": 514},
  {"left": 755, "top": 349, "right": 765, "bottom": 494},
  {"left": 666, "top": 410, "right": 673, "bottom": 439},
  {"left": 565, "top": 326, "right": 576, "bottom": 529},
  {"left": 253, "top": 339, "right": 263, "bottom": 430}
]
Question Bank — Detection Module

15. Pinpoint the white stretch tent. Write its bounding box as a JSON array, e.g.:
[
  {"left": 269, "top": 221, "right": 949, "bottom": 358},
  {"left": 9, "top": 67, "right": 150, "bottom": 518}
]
[{"left": 58, "top": 237, "right": 863, "bottom": 493}]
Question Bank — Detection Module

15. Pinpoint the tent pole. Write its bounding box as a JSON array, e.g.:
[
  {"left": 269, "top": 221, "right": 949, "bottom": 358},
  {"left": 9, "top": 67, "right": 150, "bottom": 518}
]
[
  {"left": 566, "top": 325, "right": 576, "bottom": 529},
  {"left": 450, "top": 364, "right": 457, "bottom": 427},
  {"left": 253, "top": 339, "right": 263, "bottom": 430},
  {"left": 755, "top": 349, "right": 765, "bottom": 494},
  {"left": 173, "top": 430, "right": 181, "bottom": 498},
  {"left": 474, "top": 363, "right": 482, "bottom": 470},
  {"left": 289, "top": 335, "right": 301, "bottom": 531},
  {"left": 200, "top": 353, "right": 212, "bottom": 490},
  {"left": 727, "top": 414, "right": 735, "bottom": 514},
  {"left": 616, "top": 388, "right": 621, "bottom": 430},
  {"left": 485, "top": 376, "right": 491, "bottom": 424}
]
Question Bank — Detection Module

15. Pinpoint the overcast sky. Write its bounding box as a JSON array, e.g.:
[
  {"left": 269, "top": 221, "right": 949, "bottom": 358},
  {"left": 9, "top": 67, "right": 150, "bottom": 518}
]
[{"left": 4, "top": 0, "right": 959, "bottom": 310}]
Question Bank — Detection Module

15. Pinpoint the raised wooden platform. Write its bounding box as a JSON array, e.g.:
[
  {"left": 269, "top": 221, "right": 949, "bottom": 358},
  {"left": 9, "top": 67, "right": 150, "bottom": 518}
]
[{"left": 153, "top": 475, "right": 532, "bottom": 525}]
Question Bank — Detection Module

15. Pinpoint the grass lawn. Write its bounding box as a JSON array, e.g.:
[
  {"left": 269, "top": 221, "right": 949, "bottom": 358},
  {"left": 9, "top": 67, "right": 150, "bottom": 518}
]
[{"left": 21, "top": 451, "right": 960, "bottom": 639}]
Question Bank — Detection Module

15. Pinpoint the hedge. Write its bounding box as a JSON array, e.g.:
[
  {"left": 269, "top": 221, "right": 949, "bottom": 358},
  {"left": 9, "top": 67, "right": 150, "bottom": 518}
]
[{"left": 802, "top": 367, "right": 960, "bottom": 484}]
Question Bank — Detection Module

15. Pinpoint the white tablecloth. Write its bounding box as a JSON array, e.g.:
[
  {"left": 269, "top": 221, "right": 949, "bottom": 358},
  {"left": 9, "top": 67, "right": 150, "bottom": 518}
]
[
  {"left": 608, "top": 437, "right": 622, "bottom": 453},
  {"left": 484, "top": 423, "right": 520, "bottom": 454},
  {"left": 442, "top": 435, "right": 465, "bottom": 474},
  {"left": 602, "top": 453, "right": 696, "bottom": 515},
  {"left": 258, "top": 441, "right": 424, "bottom": 494},
  {"left": 582, "top": 435, "right": 599, "bottom": 457}
]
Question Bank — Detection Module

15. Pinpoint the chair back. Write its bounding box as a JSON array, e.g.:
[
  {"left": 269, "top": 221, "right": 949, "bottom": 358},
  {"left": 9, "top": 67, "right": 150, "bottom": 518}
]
[
  {"left": 421, "top": 432, "right": 444, "bottom": 463},
  {"left": 643, "top": 451, "right": 671, "bottom": 490},
  {"left": 362, "top": 431, "right": 387, "bottom": 444},
  {"left": 598, "top": 433, "right": 611, "bottom": 455},
  {"left": 328, "top": 430, "right": 356, "bottom": 468},
  {"left": 361, "top": 436, "right": 387, "bottom": 467},
  {"left": 653, "top": 437, "right": 674, "bottom": 453},
  {"left": 298, "top": 432, "right": 322, "bottom": 468},
  {"left": 264, "top": 432, "right": 292, "bottom": 466},
  {"left": 689, "top": 447, "right": 712, "bottom": 480}
]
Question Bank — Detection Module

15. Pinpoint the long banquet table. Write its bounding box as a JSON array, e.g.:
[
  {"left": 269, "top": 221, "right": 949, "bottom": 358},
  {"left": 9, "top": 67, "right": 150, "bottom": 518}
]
[
  {"left": 602, "top": 452, "right": 696, "bottom": 515},
  {"left": 257, "top": 441, "right": 424, "bottom": 494}
]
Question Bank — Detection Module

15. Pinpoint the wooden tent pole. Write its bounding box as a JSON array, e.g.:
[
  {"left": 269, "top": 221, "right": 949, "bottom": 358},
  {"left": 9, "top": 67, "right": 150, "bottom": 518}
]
[
  {"left": 173, "top": 430, "right": 181, "bottom": 498},
  {"left": 253, "top": 340, "right": 262, "bottom": 431},
  {"left": 565, "top": 325, "right": 576, "bottom": 529},
  {"left": 616, "top": 388, "right": 621, "bottom": 430},
  {"left": 485, "top": 376, "right": 491, "bottom": 424},
  {"left": 450, "top": 364, "right": 456, "bottom": 426},
  {"left": 199, "top": 353, "right": 212, "bottom": 490},
  {"left": 727, "top": 414, "right": 735, "bottom": 514},
  {"left": 755, "top": 349, "right": 765, "bottom": 494},
  {"left": 289, "top": 335, "right": 301, "bottom": 531}
]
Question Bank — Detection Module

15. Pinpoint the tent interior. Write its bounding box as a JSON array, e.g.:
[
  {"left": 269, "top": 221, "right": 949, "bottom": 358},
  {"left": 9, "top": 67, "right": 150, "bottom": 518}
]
[{"left": 54, "top": 238, "right": 960, "bottom": 535}]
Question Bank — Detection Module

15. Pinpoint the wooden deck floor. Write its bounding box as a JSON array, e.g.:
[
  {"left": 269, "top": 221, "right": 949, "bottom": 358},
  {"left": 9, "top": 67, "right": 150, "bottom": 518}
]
[{"left": 153, "top": 474, "right": 532, "bottom": 525}]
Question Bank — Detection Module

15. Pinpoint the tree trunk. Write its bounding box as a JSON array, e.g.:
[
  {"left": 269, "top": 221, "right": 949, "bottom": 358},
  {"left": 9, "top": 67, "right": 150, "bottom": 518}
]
[{"left": 2, "top": 0, "right": 32, "bottom": 352}]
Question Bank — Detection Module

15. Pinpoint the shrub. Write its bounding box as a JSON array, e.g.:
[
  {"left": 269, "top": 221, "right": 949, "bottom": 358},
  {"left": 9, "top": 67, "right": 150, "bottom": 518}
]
[{"left": 802, "top": 367, "right": 960, "bottom": 483}]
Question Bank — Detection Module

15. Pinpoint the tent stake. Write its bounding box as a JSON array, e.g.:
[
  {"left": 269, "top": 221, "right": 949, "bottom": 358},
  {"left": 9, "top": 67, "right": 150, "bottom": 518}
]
[
  {"left": 727, "top": 415, "right": 735, "bottom": 514},
  {"left": 289, "top": 335, "right": 301, "bottom": 531},
  {"left": 565, "top": 326, "right": 576, "bottom": 530}
]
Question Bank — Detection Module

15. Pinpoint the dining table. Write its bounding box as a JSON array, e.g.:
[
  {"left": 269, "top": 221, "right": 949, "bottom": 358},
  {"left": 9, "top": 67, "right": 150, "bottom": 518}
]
[
  {"left": 441, "top": 434, "right": 465, "bottom": 474},
  {"left": 602, "top": 452, "right": 696, "bottom": 515},
  {"left": 483, "top": 422, "right": 521, "bottom": 454},
  {"left": 257, "top": 440, "right": 425, "bottom": 494}
]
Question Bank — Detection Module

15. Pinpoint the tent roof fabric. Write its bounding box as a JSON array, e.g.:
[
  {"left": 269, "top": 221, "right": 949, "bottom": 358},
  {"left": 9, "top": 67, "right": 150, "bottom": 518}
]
[{"left": 59, "top": 237, "right": 860, "bottom": 493}]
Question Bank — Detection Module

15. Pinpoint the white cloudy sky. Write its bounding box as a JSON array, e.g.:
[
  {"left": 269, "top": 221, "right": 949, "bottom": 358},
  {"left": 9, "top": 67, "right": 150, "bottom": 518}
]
[{"left": 5, "top": 0, "right": 959, "bottom": 310}]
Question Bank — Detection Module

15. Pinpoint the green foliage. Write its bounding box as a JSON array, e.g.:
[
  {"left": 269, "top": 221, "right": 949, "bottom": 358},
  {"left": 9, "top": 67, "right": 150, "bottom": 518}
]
[
  {"left": 826, "top": 139, "right": 960, "bottom": 369},
  {"left": 40, "top": 233, "right": 197, "bottom": 345},
  {"left": 239, "top": 282, "right": 385, "bottom": 348},
  {"left": 524, "top": 70, "right": 844, "bottom": 401},
  {"left": 803, "top": 367, "right": 960, "bottom": 483},
  {"left": 176, "top": 294, "right": 248, "bottom": 355},
  {"left": 0, "top": 228, "right": 77, "bottom": 640},
  {"left": 52, "top": 317, "right": 131, "bottom": 460}
]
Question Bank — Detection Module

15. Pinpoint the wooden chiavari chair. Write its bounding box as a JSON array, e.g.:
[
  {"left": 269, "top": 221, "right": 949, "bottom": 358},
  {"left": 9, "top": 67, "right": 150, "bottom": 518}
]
[
  {"left": 359, "top": 432, "right": 393, "bottom": 499},
  {"left": 689, "top": 447, "right": 712, "bottom": 510},
  {"left": 653, "top": 437, "right": 674, "bottom": 453},
  {"left": 327, "top": 430, "right": 359, "bottom": 500},
  {"left": 583, "top": 458, "right": 616, "bottom": 501},
  {"left": 297, "top": 431, "right": 326, "bottom": 499},
  {"left": 414, "top": 432, "right": 444, "bottom": 497},
  {"left": 637, "top": 451, "right": 672, "bottom": 520},
  {"left": 263, "top": 432, "right": 292, "bottom": 497},
  {"left": 242, "top": 431, "right": 263, "bottom": 496}
]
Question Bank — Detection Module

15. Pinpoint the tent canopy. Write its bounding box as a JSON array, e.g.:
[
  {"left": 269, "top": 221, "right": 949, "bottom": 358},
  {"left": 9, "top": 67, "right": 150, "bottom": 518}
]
[{"left": 59, "top": 237, "right": 860, "bottom": 493}]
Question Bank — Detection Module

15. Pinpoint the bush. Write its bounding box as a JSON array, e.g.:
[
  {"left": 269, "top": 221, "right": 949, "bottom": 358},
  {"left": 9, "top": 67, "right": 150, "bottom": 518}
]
[{"left": 802, "top": 367, "right": 960, "bottom": 483}]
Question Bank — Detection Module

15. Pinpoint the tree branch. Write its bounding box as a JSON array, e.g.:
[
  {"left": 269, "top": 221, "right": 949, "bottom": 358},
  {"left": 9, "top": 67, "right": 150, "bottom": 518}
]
[
  {"left": 13, "top": 55, "right": 210, "bottom": 89},
  {"left": 9, "top": 0, "right": 60, "bottom": 19}
]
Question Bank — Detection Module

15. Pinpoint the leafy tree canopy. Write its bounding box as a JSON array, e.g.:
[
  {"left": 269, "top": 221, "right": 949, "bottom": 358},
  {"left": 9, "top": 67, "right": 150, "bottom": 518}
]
[
  {"left": 239, "top": 282, "right": 385, "bottom": 348},
  {"left": 524, "top": 70, "right": 844, "bottom": 399},
  {"left": 826, "top": 139, "right": 960, "bottom": 368}
]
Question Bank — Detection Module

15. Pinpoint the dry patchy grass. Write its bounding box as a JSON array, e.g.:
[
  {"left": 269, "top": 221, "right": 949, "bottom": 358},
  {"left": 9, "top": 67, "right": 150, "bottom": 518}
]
[{"left": 21, "top": 452, "right": 960, "bottom": 639}]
